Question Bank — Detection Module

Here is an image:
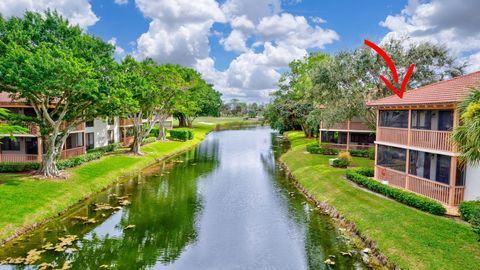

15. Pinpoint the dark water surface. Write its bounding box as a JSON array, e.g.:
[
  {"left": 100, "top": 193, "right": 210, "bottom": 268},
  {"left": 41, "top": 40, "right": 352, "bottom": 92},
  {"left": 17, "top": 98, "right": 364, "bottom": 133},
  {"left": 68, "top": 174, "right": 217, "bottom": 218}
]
[{"left": 0, "top": 127, "right": 366, "bottom": 269}]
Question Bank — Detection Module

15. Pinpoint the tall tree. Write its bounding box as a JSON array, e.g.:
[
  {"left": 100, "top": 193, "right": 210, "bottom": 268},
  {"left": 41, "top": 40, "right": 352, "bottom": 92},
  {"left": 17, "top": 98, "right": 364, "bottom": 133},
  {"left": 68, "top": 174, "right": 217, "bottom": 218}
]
[
  {"left": 0, "top": 11, "right": 121, "bottom": 177},
  {"left": 311, "top": 38, "right": 466, "bottom": 129},
  {"left": 265, "top": 52, "right": 329, "bottom": 136},
  {"left": 175, "top": 71, "right": 222, "bottom": 128}
]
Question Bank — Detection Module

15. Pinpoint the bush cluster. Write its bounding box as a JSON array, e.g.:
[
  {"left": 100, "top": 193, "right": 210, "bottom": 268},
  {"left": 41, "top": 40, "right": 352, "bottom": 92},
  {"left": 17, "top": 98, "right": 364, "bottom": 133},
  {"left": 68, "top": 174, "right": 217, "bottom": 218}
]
[
  {"left": 306, "top": 143, "right": 339, "bottom": 155},
  {"left": 142, "top": 137, "right": 157, "bottom": 145},
  {"left": 459, "top": 200, "right": 480, "bottom": 240},
  {"left": 0, "top": 162, "right": 40, "bottom": 173},
  {"left": 169, "top": 129, "right": 194, "bottom": 141},
  {"left": 306, "top": 142, "right": 375, "bottom": 159},
  {"left": 345, "top": 168, "right": 446, "bottom": 215},
  {"left": 57, "top": 151, "right": 103, "bottom": 170},
  {"left": 348, "top": 148, "right": 375, "bottom": 160},
  {"left": 332, "top": 151, "right": 351, "bottom": 168},
  {"left": 87, "top": 143, "right": 122, "bottom": 154}
]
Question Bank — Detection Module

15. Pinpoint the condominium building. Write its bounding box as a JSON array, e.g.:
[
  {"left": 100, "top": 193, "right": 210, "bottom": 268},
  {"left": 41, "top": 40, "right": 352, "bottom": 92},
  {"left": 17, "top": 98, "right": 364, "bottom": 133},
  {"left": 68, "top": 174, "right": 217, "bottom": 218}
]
[
  {"left": 367, "top": 71, "right": 480, "bottom": 214},
  {"left": 319, "top": 116, "right": 375, "bottom": 150},
  {"left": 0, "top": 93, "right": 86, "bottom": 162},
  {"left": 85, "top": 118, "right": 121, "bottom": 150}
]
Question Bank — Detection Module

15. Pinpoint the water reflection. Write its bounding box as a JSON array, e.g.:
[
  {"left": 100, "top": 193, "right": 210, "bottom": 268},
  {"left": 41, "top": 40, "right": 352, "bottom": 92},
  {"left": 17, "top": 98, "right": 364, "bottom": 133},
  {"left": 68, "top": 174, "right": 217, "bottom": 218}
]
[{"left": 0, "top": 127, "right": 365, "bottom": 270}]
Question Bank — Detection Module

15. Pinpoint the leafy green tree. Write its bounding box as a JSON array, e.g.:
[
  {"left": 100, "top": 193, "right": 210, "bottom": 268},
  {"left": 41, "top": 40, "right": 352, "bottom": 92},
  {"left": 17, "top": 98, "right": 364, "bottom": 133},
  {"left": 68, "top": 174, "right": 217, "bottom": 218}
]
[
  {"left": 0, "top": 11, "right": 121, "bottom": 177},
  {"left": 311, "top": 38, "right": 465, "bottom": 129},
  {"left": 174, "top": 70, "right": 222, "bottom": 127},
  {"left": 0, "top": 108, "right": 27, "bottom": 136},
  {"left": 453, "top": 87, "right": 480, "bottom": 165},
  {"left": 153, "top": 64, "right": 188, "bottom": 141},
  {"left": 265, "top": 52, "right": 329, "bottom": 136}
]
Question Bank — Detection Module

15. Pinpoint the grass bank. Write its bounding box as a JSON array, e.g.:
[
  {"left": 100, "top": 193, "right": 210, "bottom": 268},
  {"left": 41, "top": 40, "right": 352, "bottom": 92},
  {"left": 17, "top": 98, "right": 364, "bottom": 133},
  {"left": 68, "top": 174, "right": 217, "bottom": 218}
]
[
  {"left": 0, "top": 119, "right": 257, "bottom": 243},
  {"left": 281, "top": 131, "right": 480, "bottom": 270}
]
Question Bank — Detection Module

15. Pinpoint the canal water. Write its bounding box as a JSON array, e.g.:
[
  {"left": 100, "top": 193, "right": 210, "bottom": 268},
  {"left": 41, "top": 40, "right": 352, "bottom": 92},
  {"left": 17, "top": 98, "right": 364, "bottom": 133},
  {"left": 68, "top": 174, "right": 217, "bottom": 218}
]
[{"left": 0, "top": 127, "right": 366, "bottom": 269}]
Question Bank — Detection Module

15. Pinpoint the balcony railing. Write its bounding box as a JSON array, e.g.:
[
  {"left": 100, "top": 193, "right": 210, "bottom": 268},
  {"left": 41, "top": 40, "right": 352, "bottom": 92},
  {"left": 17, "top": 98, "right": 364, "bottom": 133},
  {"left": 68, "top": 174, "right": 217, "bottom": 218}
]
[
  {"left": 376, "top": 166, "right": 407, "bottom": 188},
  {"left": 375, "top": 165, "right": 465, "bottom": 206},
  {"left": 410, "top": 129, "right": 453, "bottom": 152},
  {"left": 0, "top": 154, "right": 39, "bottom": 162},
  {"left": 408, "top": 175, "right": 450, "bottom": 205},
  {"left": 60, "top": 122, "right": 85, "bottom": 132},
  {"left": 60, "top": 146, "right": 85, "bottom": 159},
  {"left": 350, "top": 121, "right": 370, "bottom": 131},
  {"left": 121, "top": 136, "right": 134, "bottom": 146},
  {"left": 377, "top": 127, "right": 408, "bottom": 145}
]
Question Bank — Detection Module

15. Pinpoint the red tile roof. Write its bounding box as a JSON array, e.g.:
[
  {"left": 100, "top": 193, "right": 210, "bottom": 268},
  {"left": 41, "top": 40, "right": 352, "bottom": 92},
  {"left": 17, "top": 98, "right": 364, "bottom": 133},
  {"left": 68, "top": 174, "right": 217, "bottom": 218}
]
[{"left": 367, "top": 71, "right": 480, "bottom": 107}]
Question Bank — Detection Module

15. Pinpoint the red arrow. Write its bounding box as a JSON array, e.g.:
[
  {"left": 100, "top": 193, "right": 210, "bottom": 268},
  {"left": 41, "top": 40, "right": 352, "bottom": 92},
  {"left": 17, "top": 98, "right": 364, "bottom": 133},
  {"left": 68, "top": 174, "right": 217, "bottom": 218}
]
[{"left": 364, "top": 39, "right": 415, "bottom": 98}]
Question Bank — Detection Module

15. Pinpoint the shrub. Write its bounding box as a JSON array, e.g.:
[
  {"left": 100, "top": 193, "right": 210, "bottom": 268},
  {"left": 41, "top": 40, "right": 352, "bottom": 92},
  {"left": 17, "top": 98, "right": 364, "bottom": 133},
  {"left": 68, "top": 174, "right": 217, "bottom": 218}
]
[
  {"left": 345, "top": 168, "right": 446, "bottom": 215},
  {"left": 169, "top": 129, "right": 194, "bottom": 141},
  {"left": 87, "top": 143, "right": 122, "bottom": 154},
  {"left": 472, "top": 211, "right": 480, "bottom": 241},
  {"left": 306, "top": 142, "right": 321, "bottom": 153},
  {"left": 368, "top": 148, "right": 375, "bottom": 160},
  {"left": 348, "top": 149, "right": 369, "bottom": 158},
  {"left": 332, "top": 151, "right": 351, "bottom": 168},
  {"left": 150, "top": 126, "right": 159, "bottom": 138},
  {"left": 459, "top": 201, "right": 480, "bottom": 222},
  {"left": 306, "top": 142, "right": 339, "bottom": 155},
  {"left": 141, "top": 137, "right": 156, "bottom": 145},
  {"left": 0, "top": 162, "right": 40, "bottom": 173},
  {"left": 57, "top": 151, "right": 103, "bottom": 170}
]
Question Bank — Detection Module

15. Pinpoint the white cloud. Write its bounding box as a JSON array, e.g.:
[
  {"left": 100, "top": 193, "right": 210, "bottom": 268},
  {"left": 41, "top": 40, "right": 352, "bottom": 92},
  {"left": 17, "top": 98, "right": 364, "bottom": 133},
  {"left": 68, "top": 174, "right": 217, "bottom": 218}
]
[
  {"left": 114, "top": 0, "right": 128, "bottom": 5},
  {"left": 134, "top": 0, "right": 338, "bottom": 102},
  {"left": 380, "top": 0, "right": 480, "bottom": 71},
  {"left": 134, "top": 0, "right": 224, "bottom": 66},
  {"left": 0, "top": 0, "right": 98, "bottom": 29},
  {"left": 108, "top": 37, "right": 126, "bottom": 60}
]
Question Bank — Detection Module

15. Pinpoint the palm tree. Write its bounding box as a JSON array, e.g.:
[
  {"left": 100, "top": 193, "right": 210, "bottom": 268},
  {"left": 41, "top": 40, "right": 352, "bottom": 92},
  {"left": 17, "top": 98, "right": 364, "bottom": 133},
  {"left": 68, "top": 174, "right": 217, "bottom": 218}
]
[{"left": 452, "top": 87, "right": 480, "bottom": 165}]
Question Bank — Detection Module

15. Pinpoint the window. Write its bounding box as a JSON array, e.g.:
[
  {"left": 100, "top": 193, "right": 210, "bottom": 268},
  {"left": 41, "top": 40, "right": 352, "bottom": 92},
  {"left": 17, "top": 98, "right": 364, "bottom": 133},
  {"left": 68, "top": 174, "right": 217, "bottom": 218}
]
[
  {"left": 350, "top": 133, "right": 375, "bottom": 145},
  {"left": 86, "top": 133, "right": 95, "bottom": 150},
  {"left": 377, "top": 145, "right": 406, "bottom": 172},
  {"left": 86, "top": 121, "right": 94, "bottom": 127},
  {"left": 379, "top": 110, "right": 408, "bottom": 128},
  {"left": 438, "top": 110, "right": 453, "bottom": 131},
  {"left": 66, "top": 133, "right": 84, "bottom": 149},
  {"left": 409, "top": 150, "right": 451, "bottom": 184},
  {"left": 107, "top": 118, "right": 114, "bottom": 125},
  {"left": 411, "top": 110, "right": 453, "bottom": 131},
  {"left": 108, "top": 130, "right": 114, "bottom": 144},
  {"left": 411, "top": 110, "right": 431, "bottom": 130},
  {"left": 1, "top": 137, "right": 20, "bottom": 151}
]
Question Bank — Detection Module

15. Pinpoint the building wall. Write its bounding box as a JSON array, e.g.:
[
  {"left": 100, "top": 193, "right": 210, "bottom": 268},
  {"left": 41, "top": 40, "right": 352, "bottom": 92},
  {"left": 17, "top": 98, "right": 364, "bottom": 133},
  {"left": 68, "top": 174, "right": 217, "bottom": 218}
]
[
  {"left": 465, "top": 165, "right": 480, "bottom": 201},
  {"left": 85, "top": 117, "right": 120, "bottom": 149}
]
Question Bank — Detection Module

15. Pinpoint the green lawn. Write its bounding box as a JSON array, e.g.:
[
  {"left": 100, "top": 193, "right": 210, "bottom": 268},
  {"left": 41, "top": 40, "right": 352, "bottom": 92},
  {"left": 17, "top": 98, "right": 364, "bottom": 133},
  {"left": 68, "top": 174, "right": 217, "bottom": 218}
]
[
  {"left": 0, "top": 120, "right": 244, "bottom": 243},
  {"left": 281, "top": 131, "right": 480, "bottom": 270}
]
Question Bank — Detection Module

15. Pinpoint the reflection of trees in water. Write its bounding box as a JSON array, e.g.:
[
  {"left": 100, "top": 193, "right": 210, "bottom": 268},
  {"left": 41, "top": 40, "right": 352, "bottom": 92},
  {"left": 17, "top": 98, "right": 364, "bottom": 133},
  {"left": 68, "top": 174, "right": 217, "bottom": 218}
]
[{"left": 57, "top": 143, "right": 218, "bottom": 269}]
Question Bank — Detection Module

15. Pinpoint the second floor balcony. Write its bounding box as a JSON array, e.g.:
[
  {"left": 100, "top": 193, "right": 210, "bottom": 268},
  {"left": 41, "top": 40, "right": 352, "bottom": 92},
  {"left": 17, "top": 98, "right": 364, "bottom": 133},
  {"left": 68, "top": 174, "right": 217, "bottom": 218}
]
[{"left": 377, "top": 109, "right": 456, "bottom": 153}]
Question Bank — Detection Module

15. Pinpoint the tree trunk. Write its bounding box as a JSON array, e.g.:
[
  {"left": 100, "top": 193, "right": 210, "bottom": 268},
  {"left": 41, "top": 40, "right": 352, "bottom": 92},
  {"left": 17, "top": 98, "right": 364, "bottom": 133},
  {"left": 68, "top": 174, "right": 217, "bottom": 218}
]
[
  {"left": 186, "top": 117, "right": 194, "bottom": 128},
  {"left": 178, "top": 114, "right": 187, "bottom": 127},
  {"left": 38, "top": 130, "right": 68, "bottom": 178},
  {"left": 131, "top": 136, "right": 143, "bottom": 156},
  {"left": 157, "top": 115, "right": 167, "bottom": 141}
]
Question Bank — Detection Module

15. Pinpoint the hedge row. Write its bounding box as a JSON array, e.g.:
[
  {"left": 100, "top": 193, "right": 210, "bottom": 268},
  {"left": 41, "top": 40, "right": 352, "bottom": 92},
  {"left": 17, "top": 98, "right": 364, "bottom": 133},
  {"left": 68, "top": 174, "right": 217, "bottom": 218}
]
[
  {"left": 459, "top": 201, "right": 480, "bottom": 222},
  {"left": 141, "top": 137, "right": 157, "bottom": 145},
  {"left": 57, "top": 151, "right": 103, "bottom": 170},
  {"left": 345, "top": 168, "right": 446, "bottom": 215},
  {"left": 169, "top": 129, "right": 194, "bottom": 141},
  {"left": 306, "top": 143, "right": 338, "bottom": 155},
  {"left": 459, "top": 201, "right": 480, "bottom": 240},
  {"left": 87, "top": 143, "right": 122, "bottom": 154},
  {"left": 306, "top": 143, "right": 374, "bottom": 159},
  {"left": 0, "top": 162, "right": 40, "bottom": 173}
]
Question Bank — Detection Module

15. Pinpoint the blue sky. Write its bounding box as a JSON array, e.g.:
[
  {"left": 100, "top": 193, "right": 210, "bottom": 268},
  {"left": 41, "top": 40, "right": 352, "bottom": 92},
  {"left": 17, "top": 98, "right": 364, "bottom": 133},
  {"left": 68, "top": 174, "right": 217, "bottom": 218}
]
[{"left": 0, "top": 0, "right": 479, "bottom": 102}]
